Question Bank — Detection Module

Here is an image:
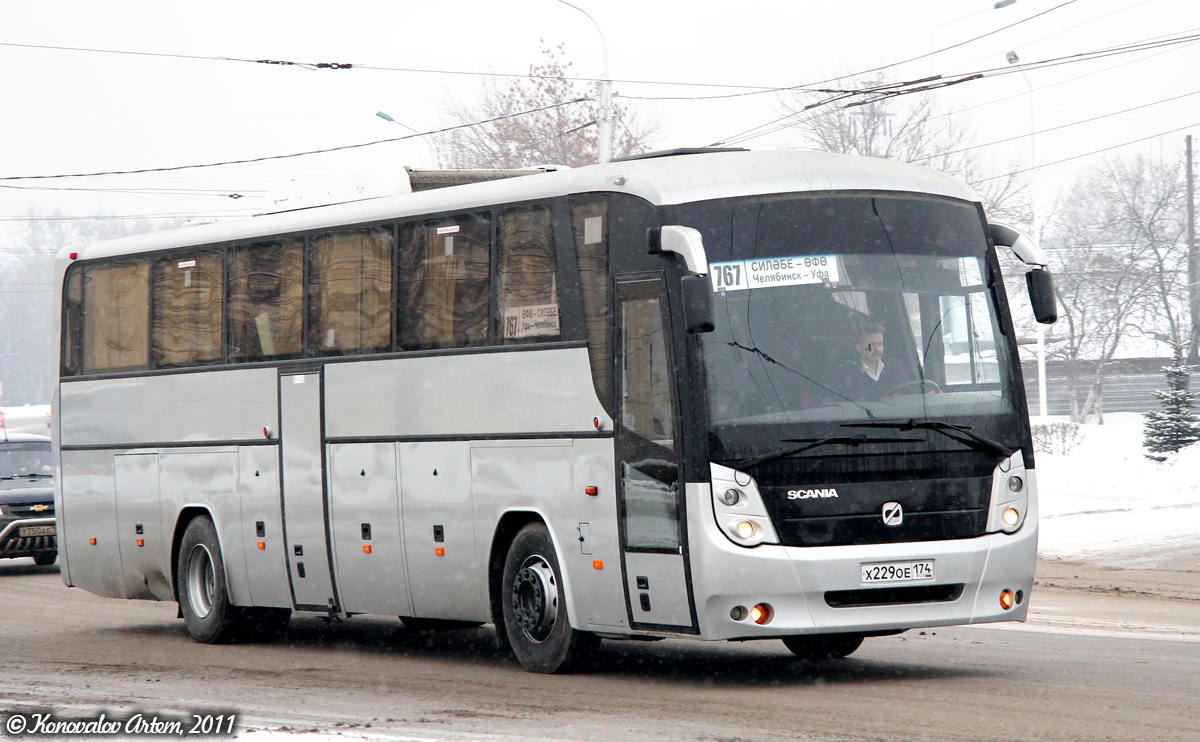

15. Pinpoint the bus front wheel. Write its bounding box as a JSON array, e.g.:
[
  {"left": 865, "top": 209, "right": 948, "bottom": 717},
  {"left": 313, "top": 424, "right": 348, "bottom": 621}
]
[
  {"left": 177, "top": 515, "right": 241, "bottom": 644},
  {"left": 501, "top": 523, "right": 599, "bottom": 673},
  {"left": 782, "top": 633, "right": 864, "bottom": 661}
]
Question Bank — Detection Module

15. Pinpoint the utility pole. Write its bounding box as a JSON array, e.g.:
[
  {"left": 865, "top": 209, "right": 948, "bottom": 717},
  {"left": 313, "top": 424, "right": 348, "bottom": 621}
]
[{"left": 1188, "top": 135, "right": 1198, "bottom": 363}]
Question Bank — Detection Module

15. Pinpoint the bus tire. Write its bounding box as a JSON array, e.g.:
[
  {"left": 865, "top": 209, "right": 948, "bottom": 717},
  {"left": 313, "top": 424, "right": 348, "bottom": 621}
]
[
  {"left": 33, "top": 551, "right": 57, "bottom": 566},
  {"left": 782, "top": 633, "right": 864, "bottom": 661},
  {"left": 501, "top": 523, "right": 599, "bottom": 673},
  {"left": 177, "top": 515, "right": 241, "bottom": 644}
]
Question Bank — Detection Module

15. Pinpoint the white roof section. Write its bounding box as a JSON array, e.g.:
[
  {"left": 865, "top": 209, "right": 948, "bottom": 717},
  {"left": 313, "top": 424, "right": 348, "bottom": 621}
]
[{"left": 60, "top": 150, "right": 981, "bottom": 262}]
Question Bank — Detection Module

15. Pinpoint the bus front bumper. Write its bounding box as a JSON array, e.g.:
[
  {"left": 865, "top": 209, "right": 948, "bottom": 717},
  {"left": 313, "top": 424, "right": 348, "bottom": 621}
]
[{"left": 686, "top": 484, "right": 1038, "bottom": 641}]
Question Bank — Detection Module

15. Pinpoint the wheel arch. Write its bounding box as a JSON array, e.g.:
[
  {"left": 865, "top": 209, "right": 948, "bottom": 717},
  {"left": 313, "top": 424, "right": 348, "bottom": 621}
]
[{"left": 489, "top": 509, "right": 583, "bottom": 648}]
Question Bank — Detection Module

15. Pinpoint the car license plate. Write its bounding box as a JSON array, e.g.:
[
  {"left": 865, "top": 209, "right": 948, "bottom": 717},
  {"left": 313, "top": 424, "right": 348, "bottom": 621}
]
[
  {"left": 19, "top": 525, "right": 55, "bottom": 537},
  {"left": 861, "top": 560, "right": 935, "bottom": 584}
]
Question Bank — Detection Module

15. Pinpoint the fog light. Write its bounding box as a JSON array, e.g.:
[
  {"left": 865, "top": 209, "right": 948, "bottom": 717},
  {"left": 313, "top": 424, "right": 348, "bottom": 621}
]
[
  {"left": 735, "top": 520, "right": 755, "bottom": 539},
  {"left": 730, "top": 606, "right": 748, "bottom": 621},
  {"left": 750, "top": 603, "right": 774, "bottom": 625},
  {"left": 1007, "top": 475, "right": 1024, "bottom": 493},
  {"left": 723, "top": 488, "right": 742, "bottom": 506},
  {"left": 1002, "top": 507, "right": 1021, "bottom": 526},
  {"left": 1000, "top": 589, "right": 1015, "bottom": 610}
]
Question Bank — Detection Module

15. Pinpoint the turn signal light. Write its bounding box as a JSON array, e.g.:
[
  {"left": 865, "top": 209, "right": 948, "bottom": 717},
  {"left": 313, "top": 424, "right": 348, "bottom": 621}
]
[
  {"left": 1002, "top": 507, "right": 1021, "bottom": 527},
  {"left": 1000, "top": 589, "right": 1015, "bottom": 610},
  {"left": 735, "top": 521, "right": 755, "bottom": 540},
  {"left": 750, "top": 603, "right": 774, "bottom": 625}
]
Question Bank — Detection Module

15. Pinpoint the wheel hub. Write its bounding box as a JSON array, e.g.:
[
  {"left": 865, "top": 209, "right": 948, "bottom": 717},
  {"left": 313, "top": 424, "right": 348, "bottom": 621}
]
[
  {"left": 186, "top": 543, "right": 216, "bottom": 619},
  {"left": 511, "top": 555, "right": 558, "bottom": 643}
]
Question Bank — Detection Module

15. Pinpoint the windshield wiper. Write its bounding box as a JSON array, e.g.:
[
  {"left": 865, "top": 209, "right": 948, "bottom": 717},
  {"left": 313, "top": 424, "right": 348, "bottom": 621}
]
[
  {"left": 2, "top": 473, "right": 52, "bottom": 480},
  {"left": 842, "top": 419, "right": 1013, "bottom": 459},
  {"left": 735, "top": 434, "right": 923, "bottom": 468},
  {"left": 725, "top": 341, "right": 876, "bottom": 419}
]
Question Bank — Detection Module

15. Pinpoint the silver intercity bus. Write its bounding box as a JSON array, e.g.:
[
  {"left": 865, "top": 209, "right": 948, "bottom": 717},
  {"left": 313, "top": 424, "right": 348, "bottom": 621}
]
[{"left": 52, "top": 149, "right": 1057, "bottom": 673}]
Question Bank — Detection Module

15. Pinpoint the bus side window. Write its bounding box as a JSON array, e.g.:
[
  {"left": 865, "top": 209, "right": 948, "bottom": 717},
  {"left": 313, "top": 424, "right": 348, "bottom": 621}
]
[
  {"left": 151, "top": 250, "right": 224, "bottom": 368},
  {"left": 397, "top": 214, "right": 491, "bottom": 350},
  {"left": 61, "top": 267, "right": 83, "bottom": 376},
  {"left": 309, "top": 228, "right": 393, "bottom": 356},
  {"left": 569, "top": 194, "right": 611, "bottom": 413},
  {"left": 81, "top": 259, "right": 150, "bottom": 374},
  {"left": 228, "top": 239, "right": 304, "bottom": 362},
  {"left": 498, "top": 204, "right": 560, "bottom": 344}
]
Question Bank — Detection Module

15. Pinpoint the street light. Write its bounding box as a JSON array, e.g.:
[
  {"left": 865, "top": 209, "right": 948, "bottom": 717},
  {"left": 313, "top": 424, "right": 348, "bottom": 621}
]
[
  {"left": 553, "top": 0, "right": 613, "bottom": 163},
  {"left": 930, "top": 1, "right": 1017, "bottom": 74},
  {"left": 375, "top": 111, "right": 437, "bottom": 166},
  {"left": 1006, "top": 50, "right": 1047, "bottom": 418}
]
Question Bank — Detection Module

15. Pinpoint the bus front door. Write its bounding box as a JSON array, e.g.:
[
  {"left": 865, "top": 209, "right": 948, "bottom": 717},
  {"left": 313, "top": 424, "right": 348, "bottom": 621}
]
[
  {"left": 614, "top": 277, "right": 696, "bottom": 632},
  {"left": 278, "top": 370, "right": 338, "bottom": 613}
]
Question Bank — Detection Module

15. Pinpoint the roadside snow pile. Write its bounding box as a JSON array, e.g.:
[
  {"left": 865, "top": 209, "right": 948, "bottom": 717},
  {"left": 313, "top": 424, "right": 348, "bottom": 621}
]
[{"left": 1035, "top": 412, "right": 1200, "bottom": 567}]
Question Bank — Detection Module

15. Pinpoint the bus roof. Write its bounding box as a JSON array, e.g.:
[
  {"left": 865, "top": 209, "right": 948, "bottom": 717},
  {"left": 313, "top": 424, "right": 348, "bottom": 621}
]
[{"left": 60, "top": 150, "right": 980, "bottom": 262}]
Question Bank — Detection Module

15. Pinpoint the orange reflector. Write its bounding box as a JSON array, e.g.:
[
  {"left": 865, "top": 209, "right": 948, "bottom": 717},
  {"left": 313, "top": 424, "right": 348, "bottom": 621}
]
[
  {"left": 593, "top": 560, "right": 603, "bottom": 570},
  {"left": 89, "top": 537, "right": 96, "bottom": 545},
  {"left": 257, "top": 542, "right": 266, "bottom": 550},
  {"left": 435, "top": 547, "right": 445, "bottom": 557},
  {"left": 136, "top": 539, "right": 144, "bottom": 547},
  {"left": 585, "top": 486, "right": 598, "bottom": 496},
  {"left": 1000, "top": 589, "right": 1015, "bottom": 610},
  {"left": 363, "top": 544, "right": 372, "bottom": 554}
]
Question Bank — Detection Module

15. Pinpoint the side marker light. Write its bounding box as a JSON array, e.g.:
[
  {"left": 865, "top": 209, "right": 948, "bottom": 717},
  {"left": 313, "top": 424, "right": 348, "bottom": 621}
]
[
  {"left": 89, "top": 537, "right": 96, "bottom": 545},
  {"left": 435, "top": 547, "right": 444, "bottom": 557},
  {"left": 136, "top": 539, "right": 144, "bottom": 547},
  {"left": 257, "top": 542, "right": 265, "bottom": 550},
  {"left": 593, "top": 560, "right": 603, "bottom": 570},
  {"left": 585, "top": 486, "right": 598, "bottom": 496},
  {"left": 363, "top": 544, "right": 372, "bottom": 554}
]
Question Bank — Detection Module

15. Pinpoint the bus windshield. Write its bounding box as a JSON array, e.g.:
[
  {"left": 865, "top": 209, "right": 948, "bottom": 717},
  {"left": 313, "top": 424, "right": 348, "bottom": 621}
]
[{"left": 677, "top": 194, "right": 1025, "bottom": 466}]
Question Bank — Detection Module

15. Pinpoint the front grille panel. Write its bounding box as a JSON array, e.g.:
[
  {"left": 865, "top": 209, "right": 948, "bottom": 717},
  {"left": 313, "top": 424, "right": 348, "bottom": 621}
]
[
  {"left": 7, "top": 502, "right": 56, "bottom": 518},
  {"left": 775, "top": 509, "right": 986, "bottom": 547},
  {"left": 825, "top": 583, "right": 965, "bottom": 608}
]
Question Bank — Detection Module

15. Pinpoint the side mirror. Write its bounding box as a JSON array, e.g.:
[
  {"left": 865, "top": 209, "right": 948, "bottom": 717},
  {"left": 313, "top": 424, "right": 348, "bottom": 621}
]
[
  {"left": 1026, "top": 269, "right": 1057, "bottom": 324},
  {"left": 681, "top": 274, "right": 715, "bottom": 334},
  {"left": 651, "top": 225, "right": 709, "bottom": 275}
]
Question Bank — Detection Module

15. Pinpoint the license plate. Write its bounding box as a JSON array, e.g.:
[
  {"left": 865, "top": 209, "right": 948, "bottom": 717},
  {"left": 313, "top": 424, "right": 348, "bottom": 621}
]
[
  {"left": 861, "top": 560, "right": 935, "bottom": 584},
  {"left": 19, "top": 525, "right": 55, "bottom": 537}
]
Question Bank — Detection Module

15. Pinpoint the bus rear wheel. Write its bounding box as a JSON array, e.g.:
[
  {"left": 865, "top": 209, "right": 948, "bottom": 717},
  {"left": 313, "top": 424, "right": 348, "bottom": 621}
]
[
  {"left": 177, "top": 515, "right": 241, "bottom": 644},
  {"left": 501, "top": 523, "right": 599, "bottom": 673},
  {"left": 782, "top": 633, "right": 864, "bottom": 661}
]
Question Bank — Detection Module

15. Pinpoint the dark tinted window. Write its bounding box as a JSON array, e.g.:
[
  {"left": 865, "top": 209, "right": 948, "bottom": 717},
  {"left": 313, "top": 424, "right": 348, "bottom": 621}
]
[{"left": 398, "top": 213, "right": 491, "bottom": 350}]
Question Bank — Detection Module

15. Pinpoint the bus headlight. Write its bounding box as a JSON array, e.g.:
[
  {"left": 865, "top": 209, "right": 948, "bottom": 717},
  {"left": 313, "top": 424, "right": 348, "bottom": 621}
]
[{"left": 710, "top": 463, "right": 781, "bottom": 547}]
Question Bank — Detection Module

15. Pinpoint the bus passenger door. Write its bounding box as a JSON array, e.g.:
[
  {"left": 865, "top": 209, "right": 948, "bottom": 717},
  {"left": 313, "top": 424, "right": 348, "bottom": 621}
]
[
  {"left": 614, "top": 277, "right": 696, "bottom": 632},
  {"left": 278, "top": 370, "right": 338, "bottom": 612}
]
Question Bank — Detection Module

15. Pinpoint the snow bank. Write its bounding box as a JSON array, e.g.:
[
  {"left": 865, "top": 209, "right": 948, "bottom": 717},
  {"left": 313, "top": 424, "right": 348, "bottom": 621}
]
[{"left": 1035, "top": 412, "right": 1200, "bottom": 567}]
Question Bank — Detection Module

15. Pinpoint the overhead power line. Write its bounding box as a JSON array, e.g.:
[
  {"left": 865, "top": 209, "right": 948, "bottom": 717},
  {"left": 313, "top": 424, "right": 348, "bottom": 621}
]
[
  {"left": 0, "top": 98, "right": 588, "bottom": 182},
  {"left": 974, "top": 121, "right": 1200, "bottom": 182}
]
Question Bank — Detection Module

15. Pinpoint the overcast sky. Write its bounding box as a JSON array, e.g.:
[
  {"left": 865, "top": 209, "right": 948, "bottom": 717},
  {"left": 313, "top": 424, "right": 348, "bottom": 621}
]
[{"left": 1, "top": 0, "right": 1196, "bottom": 236}]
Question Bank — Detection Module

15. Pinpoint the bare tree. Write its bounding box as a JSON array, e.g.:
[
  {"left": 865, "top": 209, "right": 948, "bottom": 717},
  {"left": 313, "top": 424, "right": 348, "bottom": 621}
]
[
  {"left": 435, "top": 44, "right": 658, "bottom": 169},
  {"left": 779, "top": 78, "right": 1031, "bottom": 225},
  {"left": 1040, "top": 155, "right": 1187, "bottom": 423}
]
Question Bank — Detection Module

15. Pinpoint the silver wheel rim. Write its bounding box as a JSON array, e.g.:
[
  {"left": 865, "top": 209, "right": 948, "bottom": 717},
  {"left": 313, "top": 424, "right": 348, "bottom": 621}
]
[
  {"left": 511, "top": 554, "right": 558, "bottom": 643},
  {"left": 186, "top": 543, "right": 216, "bottom": 619}
]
